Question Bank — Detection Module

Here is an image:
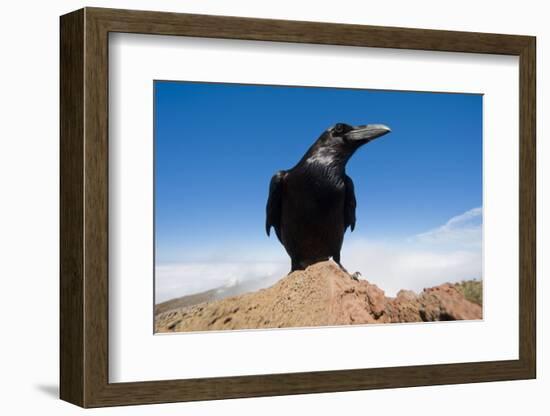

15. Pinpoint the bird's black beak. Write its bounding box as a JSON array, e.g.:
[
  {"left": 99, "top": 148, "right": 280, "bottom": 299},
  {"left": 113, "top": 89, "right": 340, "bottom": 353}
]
[{"left": 345, "top": 124, "right": 391, "bottom": 143}]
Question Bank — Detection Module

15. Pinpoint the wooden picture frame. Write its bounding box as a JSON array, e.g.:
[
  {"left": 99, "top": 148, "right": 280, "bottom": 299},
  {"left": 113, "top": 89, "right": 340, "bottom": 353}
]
[{"left": 60, "top": 7, "right": 536, "bottom": 408}]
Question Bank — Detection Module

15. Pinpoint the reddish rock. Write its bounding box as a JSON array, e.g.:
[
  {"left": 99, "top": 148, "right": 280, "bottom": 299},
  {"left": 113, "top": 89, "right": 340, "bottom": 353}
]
[{"left": 155, "top": 261, "right": 482, "bottom": 333}]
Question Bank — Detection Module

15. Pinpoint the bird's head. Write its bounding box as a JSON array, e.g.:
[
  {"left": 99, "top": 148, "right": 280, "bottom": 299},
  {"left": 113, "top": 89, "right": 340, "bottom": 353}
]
[
  {"left": 305, "top": 122, "right": 391, "bottom": 167},
  {"left": 326, "top": 122, "right": 391, "bottom": 148}
]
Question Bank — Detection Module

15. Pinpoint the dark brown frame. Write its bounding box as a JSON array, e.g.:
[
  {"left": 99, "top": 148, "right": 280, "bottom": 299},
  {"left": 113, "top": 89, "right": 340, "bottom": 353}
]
[{"left": 60, "top": 7, "right": 536, "bottom": 408}]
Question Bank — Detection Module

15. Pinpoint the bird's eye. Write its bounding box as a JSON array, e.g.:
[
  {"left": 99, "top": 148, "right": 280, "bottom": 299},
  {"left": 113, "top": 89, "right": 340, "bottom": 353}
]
[{"left": 334, "top": 124, "right": 343, "bottom": 134}]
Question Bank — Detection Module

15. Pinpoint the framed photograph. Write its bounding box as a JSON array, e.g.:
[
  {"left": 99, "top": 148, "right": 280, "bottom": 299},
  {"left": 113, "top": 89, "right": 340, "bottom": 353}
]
[{"left": 60, "top": 7, "right": 536, "bottom": 408}]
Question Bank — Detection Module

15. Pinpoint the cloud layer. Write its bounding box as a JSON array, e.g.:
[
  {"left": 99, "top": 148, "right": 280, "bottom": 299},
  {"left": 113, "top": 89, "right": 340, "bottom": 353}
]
[
  {"left": 156, "top": 207, "right": 482, "bottom": 302},
  {"left": 155, "top": 260, "right": 288, "bottom": 303}
]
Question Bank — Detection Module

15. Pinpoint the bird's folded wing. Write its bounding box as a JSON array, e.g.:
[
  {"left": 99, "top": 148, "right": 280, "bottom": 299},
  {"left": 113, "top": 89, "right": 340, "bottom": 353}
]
[
  {"left": 344, "top": 174, "right": 357, "bottom": 232},
  {"left": 265, "top": 170, "right": 286, "bottom": 240}
]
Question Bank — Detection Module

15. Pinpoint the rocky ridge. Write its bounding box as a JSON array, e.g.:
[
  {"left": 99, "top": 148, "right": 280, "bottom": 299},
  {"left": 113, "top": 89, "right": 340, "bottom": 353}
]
[{"left": 155, "top": 261, "right": 482, "bottom": 333}]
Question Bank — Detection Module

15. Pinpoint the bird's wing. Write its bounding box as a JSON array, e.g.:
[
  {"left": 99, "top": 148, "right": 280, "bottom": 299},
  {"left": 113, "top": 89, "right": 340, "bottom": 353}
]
[
  {"left": 266, "top": 170, "right": 286, "bottom": 239},
  {"left": 344, "top": 174, "right": 357, "bottom": 232}
]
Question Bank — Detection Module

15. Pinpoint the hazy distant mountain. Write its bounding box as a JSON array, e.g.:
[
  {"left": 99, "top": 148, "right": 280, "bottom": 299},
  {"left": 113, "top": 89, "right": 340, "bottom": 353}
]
[{"left": 155, "top": 274, "right": 277, "bottom": 315}]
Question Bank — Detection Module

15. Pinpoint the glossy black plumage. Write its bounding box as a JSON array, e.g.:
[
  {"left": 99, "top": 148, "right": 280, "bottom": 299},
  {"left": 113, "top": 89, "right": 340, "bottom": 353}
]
[{"left": 266, "top": 122, "right": 390, "bottom": 272}]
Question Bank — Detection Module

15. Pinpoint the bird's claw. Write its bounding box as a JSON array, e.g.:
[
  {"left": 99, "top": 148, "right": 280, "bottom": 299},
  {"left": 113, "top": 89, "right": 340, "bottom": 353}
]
[{"left": 351, "top": 271, "right": 362, "bottom": 281}]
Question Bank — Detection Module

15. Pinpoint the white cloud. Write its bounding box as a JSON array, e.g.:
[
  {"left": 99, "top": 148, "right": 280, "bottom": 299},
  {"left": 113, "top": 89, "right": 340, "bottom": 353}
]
[
  {"left": 414, "top": 207, "right": 482, "bottom": 248},
  {"left": 156, "top": 207, "right": 482, "bottom": 302},
  {"left": 343, "top": 207, "right": 482, "bottom": 296},
  {"left": 155, "top": 259, "right": 287, "bottom": 303}
]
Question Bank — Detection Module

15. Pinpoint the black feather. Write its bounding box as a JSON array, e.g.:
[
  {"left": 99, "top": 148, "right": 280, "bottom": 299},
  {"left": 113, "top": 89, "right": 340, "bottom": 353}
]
[{"left": 265, "top": 170, "right": 286, "bottom": 240}]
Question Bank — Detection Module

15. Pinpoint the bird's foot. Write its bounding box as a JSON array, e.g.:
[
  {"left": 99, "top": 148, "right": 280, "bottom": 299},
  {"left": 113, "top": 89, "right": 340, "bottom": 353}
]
[
  {"left": 351, "top": 271, "right": 362, "bottom": 281},
  {"left": 334, "top": 260, "right": 361, "bottom": 281}
]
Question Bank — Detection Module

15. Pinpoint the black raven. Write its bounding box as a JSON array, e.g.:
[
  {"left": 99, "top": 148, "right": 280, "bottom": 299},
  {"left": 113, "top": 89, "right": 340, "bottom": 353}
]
[{"left": 266, "top": 123, "right": 391, "bottom": 272}]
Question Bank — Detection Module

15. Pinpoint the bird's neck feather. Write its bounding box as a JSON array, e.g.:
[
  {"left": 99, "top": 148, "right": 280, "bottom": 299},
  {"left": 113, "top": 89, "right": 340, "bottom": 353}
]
[
  {"left": 302, "top": 146, "right": 352, "bottom": 176},
  {"left": 295, "top": 154, "right": 349, "bottom": 189}
]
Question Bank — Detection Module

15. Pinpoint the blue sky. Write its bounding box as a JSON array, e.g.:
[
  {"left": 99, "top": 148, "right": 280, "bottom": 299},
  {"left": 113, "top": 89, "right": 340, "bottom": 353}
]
[{"left": 154, "top": 81, "right": 482, "bottom": 301}]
